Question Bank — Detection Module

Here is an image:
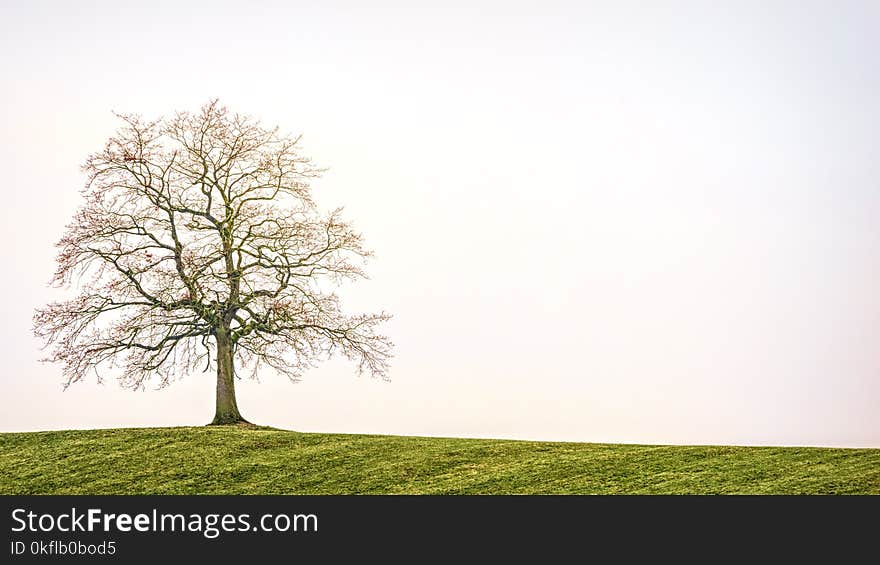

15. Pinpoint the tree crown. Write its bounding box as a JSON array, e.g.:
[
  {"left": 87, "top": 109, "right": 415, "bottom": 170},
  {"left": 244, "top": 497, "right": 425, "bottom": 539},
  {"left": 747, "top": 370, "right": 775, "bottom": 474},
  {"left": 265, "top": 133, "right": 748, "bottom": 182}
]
[{"left": 34, "top": 100, "right": 392, "bottom": 390}]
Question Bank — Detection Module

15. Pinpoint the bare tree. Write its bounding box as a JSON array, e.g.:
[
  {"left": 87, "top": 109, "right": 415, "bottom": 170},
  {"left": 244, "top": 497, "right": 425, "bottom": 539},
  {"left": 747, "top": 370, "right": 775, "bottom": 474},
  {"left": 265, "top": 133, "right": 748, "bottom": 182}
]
[{"left": 33, "top": 100, "right": 392, "bottom": 424}]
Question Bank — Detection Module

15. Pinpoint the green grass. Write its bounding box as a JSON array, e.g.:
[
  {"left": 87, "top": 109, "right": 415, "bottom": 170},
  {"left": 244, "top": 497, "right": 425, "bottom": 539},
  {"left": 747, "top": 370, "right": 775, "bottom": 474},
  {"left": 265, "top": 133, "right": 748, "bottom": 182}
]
[{"left": 0, "top": 426, "right": 877, "bottom": 494}]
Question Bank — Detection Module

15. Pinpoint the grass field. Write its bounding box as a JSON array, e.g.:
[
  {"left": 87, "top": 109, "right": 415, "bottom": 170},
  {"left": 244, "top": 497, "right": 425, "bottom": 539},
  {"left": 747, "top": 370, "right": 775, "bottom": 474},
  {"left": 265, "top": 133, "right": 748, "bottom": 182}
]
[{"left": 0, "top": 426, "right": 878, "bottom": 494}]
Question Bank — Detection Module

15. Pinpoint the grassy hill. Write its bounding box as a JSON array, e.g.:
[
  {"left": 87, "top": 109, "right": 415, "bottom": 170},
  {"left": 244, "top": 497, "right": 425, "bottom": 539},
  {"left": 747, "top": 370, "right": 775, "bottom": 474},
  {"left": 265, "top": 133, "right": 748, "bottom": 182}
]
[{"left": 1, "top": 426, "right": 878, "bottom": 494}]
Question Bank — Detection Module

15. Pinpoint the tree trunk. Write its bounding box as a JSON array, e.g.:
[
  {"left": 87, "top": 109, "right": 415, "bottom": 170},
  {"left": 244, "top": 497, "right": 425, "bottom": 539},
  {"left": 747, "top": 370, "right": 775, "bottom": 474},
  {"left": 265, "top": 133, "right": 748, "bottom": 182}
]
[{"left": 210, "top": 325, "right": 247, "bottom": 425}]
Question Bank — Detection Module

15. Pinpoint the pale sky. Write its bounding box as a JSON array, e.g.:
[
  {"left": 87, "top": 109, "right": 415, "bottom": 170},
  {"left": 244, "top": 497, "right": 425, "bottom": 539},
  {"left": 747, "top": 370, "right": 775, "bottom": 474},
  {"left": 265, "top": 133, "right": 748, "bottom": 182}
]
[{"left": 1, "top": 1, "right": 878, "bottom": 447}]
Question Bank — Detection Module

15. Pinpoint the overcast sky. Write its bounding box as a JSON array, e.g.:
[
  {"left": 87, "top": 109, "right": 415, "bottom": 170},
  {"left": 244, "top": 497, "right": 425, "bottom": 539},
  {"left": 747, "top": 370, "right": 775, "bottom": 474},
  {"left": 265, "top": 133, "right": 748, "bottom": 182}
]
[{"left": 1, "top": 1, "right": 878, "bottom": 446}]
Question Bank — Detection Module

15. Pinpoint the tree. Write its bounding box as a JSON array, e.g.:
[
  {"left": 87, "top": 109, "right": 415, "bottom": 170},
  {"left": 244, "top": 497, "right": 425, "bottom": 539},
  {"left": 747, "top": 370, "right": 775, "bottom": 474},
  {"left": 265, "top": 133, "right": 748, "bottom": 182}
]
[{"left": 33, "top": 100, "right": 393, "bottom": 424}]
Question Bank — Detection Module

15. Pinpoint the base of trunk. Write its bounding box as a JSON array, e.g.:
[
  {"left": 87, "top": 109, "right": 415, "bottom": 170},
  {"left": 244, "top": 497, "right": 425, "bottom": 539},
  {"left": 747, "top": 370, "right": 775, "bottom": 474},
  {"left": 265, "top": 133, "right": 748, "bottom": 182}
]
[{"left": 208, "top": 414, "right": 251, "bottom": 426}]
